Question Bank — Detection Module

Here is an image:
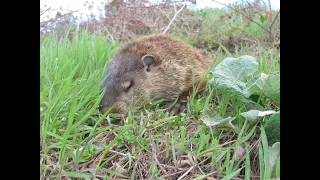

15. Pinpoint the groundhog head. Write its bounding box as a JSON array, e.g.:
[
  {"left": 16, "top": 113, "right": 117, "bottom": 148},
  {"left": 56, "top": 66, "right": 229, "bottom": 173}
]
[{"left": 99, "top": 52, "right": 158, "bottom": 114}]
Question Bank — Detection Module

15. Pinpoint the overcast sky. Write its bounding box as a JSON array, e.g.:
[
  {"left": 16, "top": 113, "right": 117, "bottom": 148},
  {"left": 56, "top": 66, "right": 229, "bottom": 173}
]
[{"left": 40, "top": 0, "right": 280, "bottom": 22}]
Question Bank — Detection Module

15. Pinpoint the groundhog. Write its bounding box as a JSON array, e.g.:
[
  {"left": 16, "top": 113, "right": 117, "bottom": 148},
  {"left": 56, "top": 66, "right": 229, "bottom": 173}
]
[{"left": 99, "top": 34, "right": 214, "bottom": 114}]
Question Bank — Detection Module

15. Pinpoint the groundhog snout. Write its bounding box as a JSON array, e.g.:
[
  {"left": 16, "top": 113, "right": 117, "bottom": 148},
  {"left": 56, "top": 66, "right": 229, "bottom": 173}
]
[
  {"left": 99, "top": 105, "right": 110, "bottom": 114},
  {"left": 99, "top": 104, "right": 127, "bottom": 115}
]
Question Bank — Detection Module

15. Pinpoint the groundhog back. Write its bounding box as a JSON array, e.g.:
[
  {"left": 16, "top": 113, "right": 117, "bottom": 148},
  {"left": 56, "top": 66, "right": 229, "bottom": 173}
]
[{"left": 120, "top": 34, "right": 213, "bottom": 96}]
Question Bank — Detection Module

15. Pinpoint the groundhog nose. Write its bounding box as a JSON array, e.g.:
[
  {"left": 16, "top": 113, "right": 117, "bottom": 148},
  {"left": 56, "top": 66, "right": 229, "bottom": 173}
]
[
  {"left": 99, "top": 104, "right": 127, "bottom": 115},
  {"left": 99, "top": 104, "right": 113, "bottom": 114},
  {"left": 112, "top": 106, "right": 127, "bottom": 115}
]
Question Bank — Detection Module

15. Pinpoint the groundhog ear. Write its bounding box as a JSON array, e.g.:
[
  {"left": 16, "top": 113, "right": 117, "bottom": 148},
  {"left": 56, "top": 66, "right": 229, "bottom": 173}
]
[{"left": 141, "top": 54, "right": 156, "bottom": 72}]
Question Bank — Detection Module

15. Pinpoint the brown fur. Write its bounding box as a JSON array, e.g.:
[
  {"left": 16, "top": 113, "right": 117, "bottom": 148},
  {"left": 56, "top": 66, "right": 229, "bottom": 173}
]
[{"left": 100, "top": 34, "right": 214, "bottom": 114}]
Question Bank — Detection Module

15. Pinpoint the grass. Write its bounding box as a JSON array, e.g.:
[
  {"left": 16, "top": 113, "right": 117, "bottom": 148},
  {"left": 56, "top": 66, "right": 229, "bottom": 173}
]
[
  {"left": 40, "top": 7, "right": 280, "bottom": 179},
  {"left": 40, "top": 31, "right": 118, "bottom": 178}
]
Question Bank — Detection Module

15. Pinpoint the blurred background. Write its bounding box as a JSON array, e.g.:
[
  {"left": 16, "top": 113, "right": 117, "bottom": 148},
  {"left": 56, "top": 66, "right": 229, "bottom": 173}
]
[{"left": 40, "top": 0, "right": 280, "bottom": 51}]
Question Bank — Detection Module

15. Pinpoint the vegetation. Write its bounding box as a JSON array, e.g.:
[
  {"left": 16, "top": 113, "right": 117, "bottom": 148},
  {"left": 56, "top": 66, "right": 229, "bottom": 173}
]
[{"left": 40, "top": 2, "right": 280, "bottom": 179}]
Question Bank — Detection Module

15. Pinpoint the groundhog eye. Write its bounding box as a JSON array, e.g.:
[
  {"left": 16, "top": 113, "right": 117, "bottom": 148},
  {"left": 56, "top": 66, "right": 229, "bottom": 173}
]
[{"left": 122, "top": 80, "right": 133, "bottom": 92}]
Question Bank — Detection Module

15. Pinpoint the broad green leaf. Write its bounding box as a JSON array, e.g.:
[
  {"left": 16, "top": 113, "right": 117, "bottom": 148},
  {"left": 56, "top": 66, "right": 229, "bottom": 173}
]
[
  {"left": 265, "top": 111, "right": 280, "bottom": 145},
  {"left": 240, "top": 110, "right": 276, "bottom": 122},
  {"left": 245, "top": 73, "right": 280, "bottom": 104},
  {"left": 237, "top": 95, "right": 265, "bottom": 110},
  {"left": 269, "top": 142, "right": 280, "bottom": 175},
  {"left": 210, "top": 55, "right": 258, "bottom": 96},
  {"left": 200, "top": 114, "right": 236, "bottom": 129}
]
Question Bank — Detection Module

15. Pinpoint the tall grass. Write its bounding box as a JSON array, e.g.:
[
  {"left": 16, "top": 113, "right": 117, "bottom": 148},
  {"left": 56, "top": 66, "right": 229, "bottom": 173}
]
[{"left": 40, "top": 31, "right": 117, "bottom": 178}]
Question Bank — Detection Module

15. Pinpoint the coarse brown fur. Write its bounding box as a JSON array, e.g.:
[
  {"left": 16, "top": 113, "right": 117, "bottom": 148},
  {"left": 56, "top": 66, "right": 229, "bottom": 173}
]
[{"left": 100, "top": 34, "right": 215, "bottom": 114}]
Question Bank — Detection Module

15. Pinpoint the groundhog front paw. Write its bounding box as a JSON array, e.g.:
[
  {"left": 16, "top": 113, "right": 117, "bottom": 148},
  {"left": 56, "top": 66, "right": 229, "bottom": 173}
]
[{"left": 164, "top": 101, "right": 187, "bottom": 115}]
